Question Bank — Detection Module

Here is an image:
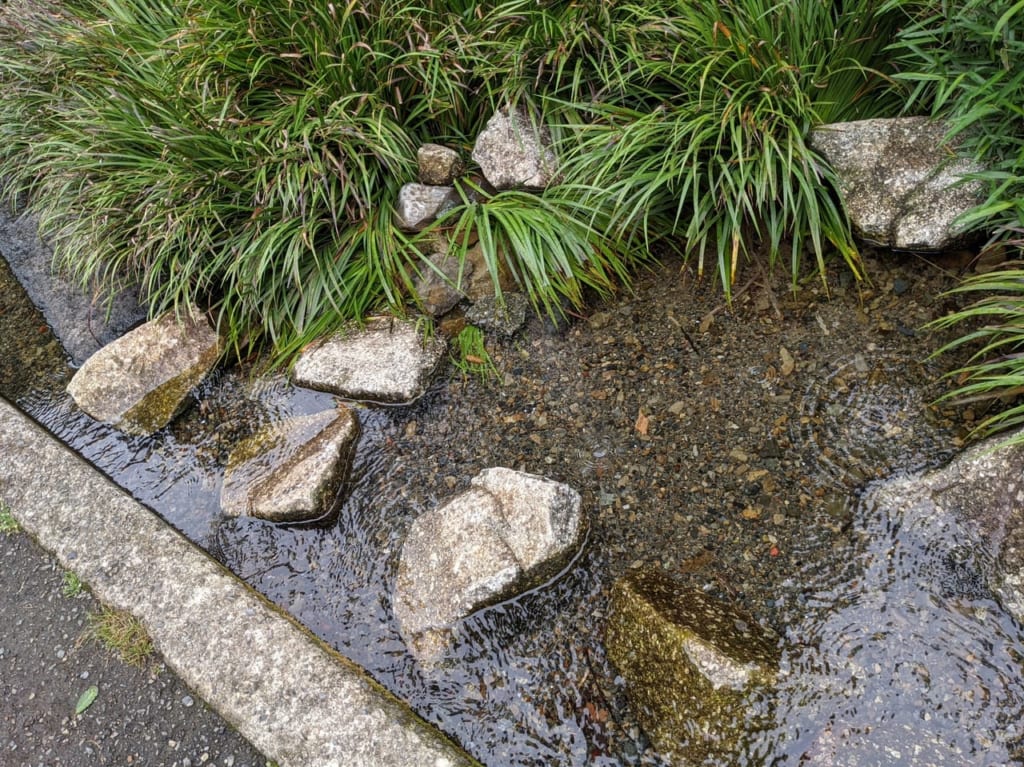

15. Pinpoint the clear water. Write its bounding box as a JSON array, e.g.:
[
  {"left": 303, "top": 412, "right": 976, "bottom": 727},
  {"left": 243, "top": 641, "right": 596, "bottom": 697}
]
[{"left": 3, "top": 252, "right": 1023, "bottom": 766}]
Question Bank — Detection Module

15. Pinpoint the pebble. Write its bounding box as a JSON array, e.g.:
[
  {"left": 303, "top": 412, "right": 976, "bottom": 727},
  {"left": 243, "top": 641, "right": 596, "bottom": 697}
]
[{"left": 182, "top": 695, "right": 195, "bottom": 708}]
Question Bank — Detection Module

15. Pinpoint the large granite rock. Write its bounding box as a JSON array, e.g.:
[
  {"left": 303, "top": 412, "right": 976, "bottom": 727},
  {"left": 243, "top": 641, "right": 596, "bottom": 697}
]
[
  {"left": 66, "top": 308, "right": 221, "bottom": 435},
  {"left": 0, "top": 204, "right": 146, "bottom": 365},
  {"left": 871, "top": 427, "right": 1024, "bottom": 623},
  {"left": 810, "top": 117, "right": 985, "bottom": 251},
  {"left": 472, "top": 105, "right": 560, "bottom": 190},
  {"left": 221, "top": 406, "right": 360, "bottom": 523},
  {"left": 292, "top": 318, "right": 447, "bottom": 404},
  {"left": 605, "top": 569, "right": 779, "bottom": 766},
  {"left": 394, "top": 467, "right": 583, "bottom": 661}
]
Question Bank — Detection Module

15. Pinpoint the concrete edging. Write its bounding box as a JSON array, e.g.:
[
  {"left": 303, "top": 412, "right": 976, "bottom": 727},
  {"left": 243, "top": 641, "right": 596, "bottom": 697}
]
[{"left": 0, "top": 397, "right": 478, "bottom": 767}]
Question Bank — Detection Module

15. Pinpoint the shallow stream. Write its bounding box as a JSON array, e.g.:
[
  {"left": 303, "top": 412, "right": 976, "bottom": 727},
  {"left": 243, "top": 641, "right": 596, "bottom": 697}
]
[{"left": 3, "top": 243, "right": 1023, "bottom": 765}]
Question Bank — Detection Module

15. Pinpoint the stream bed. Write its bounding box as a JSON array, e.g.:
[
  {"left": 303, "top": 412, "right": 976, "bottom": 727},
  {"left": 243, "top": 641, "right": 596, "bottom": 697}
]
[{"left": 3, "top": 236, "right": 1023, "bottom": 765}]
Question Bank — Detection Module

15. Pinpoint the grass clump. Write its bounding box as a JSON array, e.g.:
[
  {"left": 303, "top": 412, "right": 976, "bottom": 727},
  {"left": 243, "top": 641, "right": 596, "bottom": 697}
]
[
  {"left": 0, "top": 502, "right": 19, "bottom": 535},
  {"left": 62, "top": 571, "right": 85, "bottom": 598},
  {"left": 451, "top": 325, "right": 499, "bottom": 384},
  {"left": 0, "top": 0, "right": 920, "bottom": 360},
  {"left": 86, "top": 605, "right": 154, "bottom": 667},
  {"left": 890, "top": 0, "right": 1024, "bottom": 444}
]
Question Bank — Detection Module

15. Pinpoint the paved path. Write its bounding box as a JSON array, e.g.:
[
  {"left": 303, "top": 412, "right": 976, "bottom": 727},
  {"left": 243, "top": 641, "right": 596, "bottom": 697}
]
[{"left": 0, "top": 398, "right": 478, "bottom": 767}]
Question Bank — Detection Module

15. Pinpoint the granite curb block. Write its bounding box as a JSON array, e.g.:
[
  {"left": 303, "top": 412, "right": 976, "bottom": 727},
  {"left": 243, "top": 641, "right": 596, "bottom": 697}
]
[{"left": 0, "top": 397, "right": 478, "bottom": 767}]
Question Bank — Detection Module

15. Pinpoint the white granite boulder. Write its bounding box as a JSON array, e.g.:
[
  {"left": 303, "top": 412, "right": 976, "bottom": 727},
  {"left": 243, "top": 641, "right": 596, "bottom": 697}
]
[
  {"left": 472, "top": 105, "right": 560, "bottom": 190},
  {"left": 66, "top": 308, "right": 220, "bottom": 435},
  {"left": 292, "top": 318, "right": 447, "bottom": 404},
  {"left": 810, "top": 116, "right": 986, "bottom": 251},
  {"left": 394, "top": 467, "right": 583, "bottom": 660},
  {"left": 394, "top": 183, "right": 457, "bottom": 231},
  {"left": 221, "top": 406, "right": 359, "bottom": 523}
]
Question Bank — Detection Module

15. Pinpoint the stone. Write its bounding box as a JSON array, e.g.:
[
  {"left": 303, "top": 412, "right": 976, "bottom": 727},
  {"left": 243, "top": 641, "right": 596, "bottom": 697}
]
[
  {"left": 810, "top": 117, "right": 985, "bottom": 251},
  {"left": 292, "top": 317, "right": 446, "bottom": 404},
  {"left": 221, "top": 406, "right": 359, "bottom": 523},
  {"left": 417, "top": 144, "right": 464, "bottom": 186},
  {"left": 393, "top": 467, "right": 583, "bottom": 661},
  {"left": 66, "top": 308, "right": 220, "bottom": 435},
  {"left": 465, "top": 293, "right": 530, "bottom": 336},
  {"left": 0, "top": 204, "right": 147, "bottom": 365},
  {"left": 871, "top": 426, "right": 1024, "bottom": 624},
  {"left": 472, "top": 105, "right": 560, "bottom": 190},
  {"left": 394, "top": 183, "right": 457, "bottom": 231},
  {"left": 412, "top": 252, "right": 472, "bottom": 317},
  {"left": 605, "top": 568, "right": 779, "bottom": 765},
  {"left": 463, "top": 240, "right": 517, "bottom": 302}
]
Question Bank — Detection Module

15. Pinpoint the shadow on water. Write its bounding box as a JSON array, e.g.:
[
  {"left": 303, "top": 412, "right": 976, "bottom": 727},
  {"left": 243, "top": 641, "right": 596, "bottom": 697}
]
[{"left": 4, "top": 249, "right": 1024, "bottom": 765}]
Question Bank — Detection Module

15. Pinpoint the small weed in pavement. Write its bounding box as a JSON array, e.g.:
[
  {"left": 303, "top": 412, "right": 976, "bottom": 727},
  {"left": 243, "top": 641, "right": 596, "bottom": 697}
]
[
  {"left": 62, "top": 570, "right": 84, "bottom": 597},
  {"left": 0, "top": 502, "right": 18, "bottom": 534},
  {"left": 86, "top": 606, "right": 153, "bottom": 667}
]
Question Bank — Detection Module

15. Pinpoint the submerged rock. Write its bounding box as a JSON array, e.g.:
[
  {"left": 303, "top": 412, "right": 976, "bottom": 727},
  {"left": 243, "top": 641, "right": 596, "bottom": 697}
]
[
  {"left": 465, "top": 293, "right": 529, "bottom": 337},
  {"left": 810, "top": 117, "right": 985, "bottom": 251},
  {"left": 394, "top": 467, "right": 583, "bottom": 661},
  {"left": 472, "top": 105, "right": 560, "bottom": 190},
  {"left": 292, "top": 318, "right": 446, "bottom": 404},
  {"left": 221, "top": 406, "right": 359, "bottom": 523},
  {"left": 872, "top": 426, "right": 1024, "bottom": 624},
  {"left": 606, "top": 569, "right": 779, "bottom": 765},
  {"left": 66, "top": 308, "right": 220, "bottom": 435}
]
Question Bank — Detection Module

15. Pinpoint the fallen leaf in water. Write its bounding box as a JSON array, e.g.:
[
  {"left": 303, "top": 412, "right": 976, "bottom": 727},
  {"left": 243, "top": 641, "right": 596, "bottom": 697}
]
[{"left": 635, "top": 410, "right": 649, "bottom": 436}]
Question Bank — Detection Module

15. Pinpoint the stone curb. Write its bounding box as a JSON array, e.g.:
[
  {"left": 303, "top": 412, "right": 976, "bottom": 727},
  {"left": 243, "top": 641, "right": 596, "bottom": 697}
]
[{"left": 0, "top": 397, "right": 479, "bottom": 767}]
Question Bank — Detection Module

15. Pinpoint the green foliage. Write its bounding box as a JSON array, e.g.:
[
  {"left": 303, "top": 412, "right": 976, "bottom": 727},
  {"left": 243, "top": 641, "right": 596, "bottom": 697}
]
[
  {"left": 562, "top": 0, "right": 906, "bottom": 293},
  {"left": 0, "top": 502, "right": 18, "bottom": 535},
  {"left": 450, "top": 325, "right": 499, "bottom": 383},
  {"left": 891, "top": 0, "right": 1024, "bottom": 442},
  {"left": 87, "top": 605, "right": 154, "bottom": 667},
  {"left": 62, "top": 571, "right": 84, "bottom": 598},
  {"left": 0, "top": 0, "right": 915, "bottom": 359}
]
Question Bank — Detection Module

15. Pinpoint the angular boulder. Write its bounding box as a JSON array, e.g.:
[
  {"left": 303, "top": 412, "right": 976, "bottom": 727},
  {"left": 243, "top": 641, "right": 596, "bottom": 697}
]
[
  {"left": 810, "top": 117, "right": 985, "bottom": 251},
  {"left": 394, "top": 467, "right": 583, "bottom": 661},
  {"left": 418, "top": 144, "right": 465, "bottom": 186},
  {"left": 66, "top": 308, "right": 220, "bottom": 435},
  {"left": 394, "top": 183, "right": 457, "bottom": 231},
  {"left": 221, "top": 406, "right": 359, "bottom": 523},
  {"left": 412, "top": 251, "right": 472, "bottom": 317},
  {"left": 606, "top": 569, "right": 779, "bottom": 765},
  {"left": 292, "top": 318, "right": 447, "bottom": 404},
  {"left": 472, "top": 105, "right": 560, "bottom": 190}
]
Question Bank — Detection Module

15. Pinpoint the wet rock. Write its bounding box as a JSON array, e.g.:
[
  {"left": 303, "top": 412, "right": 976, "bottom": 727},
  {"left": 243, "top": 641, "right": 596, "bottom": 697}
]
[
  {"left": 0, "top": 205, "right": 147, "bottom": 365},
  {"left": 394, "top": 183, "right": 457, "bottom": 231},
  {"left": 220, "top": 406, "right": 359, "bottom": 523},
  {"left": 66, "top": 308, "right": 220, "bottom": 435},
  {"left": 465, "top": 293, "right": 529, "bottom": 337},
  {"left": 605, "top": 568, "right": 779, "bottom": 765},
  {"left": 418, "top": 144, "right": 464, "bottom": 186},
  {"left": 810, "top": 117, "right": 985, "bottom": 250},
  {"left": 472, "top": 105, "right": 560, "bottom": 190},
  {"left": 394, "top": 467, "right": 583, "bottom": 661},
  {"left": 292, "top": 317, "right": 446, "bottom": 404},
  {"left": 872, "top": 426, "right": 1024, "bottom": 623},
  {"left": 412, "top": 252, "right": 472, "bottom": 317},
  {"left": 463, "top": 240, "right": 517, "bottom": 302}
]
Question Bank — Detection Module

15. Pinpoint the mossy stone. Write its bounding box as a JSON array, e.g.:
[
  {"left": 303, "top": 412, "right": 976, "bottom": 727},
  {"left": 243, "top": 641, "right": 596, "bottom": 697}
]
[{"left": 605, "top": 568, "right": 779, "bottom": 765}]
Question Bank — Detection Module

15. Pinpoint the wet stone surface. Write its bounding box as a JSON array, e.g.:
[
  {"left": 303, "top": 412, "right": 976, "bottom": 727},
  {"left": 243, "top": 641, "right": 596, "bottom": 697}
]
[{"left": 5, "top": 242, "right": 1024, "bottom": 765}]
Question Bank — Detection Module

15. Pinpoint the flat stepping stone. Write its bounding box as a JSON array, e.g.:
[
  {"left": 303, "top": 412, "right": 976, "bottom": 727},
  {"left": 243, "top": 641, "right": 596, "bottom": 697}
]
[
  {"left": 292, "top": 318, "right": 446, "bottom": 404},
  {"left": 221, "top": 406, "right": 359, "bottom": 523},
  {"left": 66, "top": 308, "right": 220, "bottom": 435}
]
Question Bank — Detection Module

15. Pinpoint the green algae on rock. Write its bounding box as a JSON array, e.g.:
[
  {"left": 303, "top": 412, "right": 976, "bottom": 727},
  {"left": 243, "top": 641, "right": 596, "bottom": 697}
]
[
  {"left": 66, "top": 308, "right": 221, "bottom": 436},
  {"left": 605, "top": 568, "right": 780, "bottom": 765},
  {"left": 221, "top": 406, "right": 360, "bottom": 523}
]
